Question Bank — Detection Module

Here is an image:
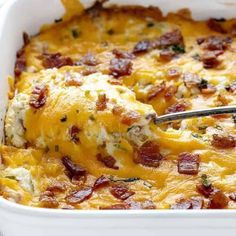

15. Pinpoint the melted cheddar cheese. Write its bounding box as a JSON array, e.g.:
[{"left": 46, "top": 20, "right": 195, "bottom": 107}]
[{"left": 1, "top": 1, "right": 236, "bottom": 210}]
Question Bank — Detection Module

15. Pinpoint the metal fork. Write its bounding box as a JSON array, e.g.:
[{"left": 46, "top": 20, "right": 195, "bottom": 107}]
[{"left": 154, "top": 106, "right": 236, "bottom": 124}]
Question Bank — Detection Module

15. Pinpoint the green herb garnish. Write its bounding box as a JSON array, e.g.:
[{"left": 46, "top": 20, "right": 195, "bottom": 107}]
[
  {"left": 71, "top": 29, "right": 80, "bottom": 38},
  {"left": 109, "top": 176, "right": 140, "bottom": 183},
  {"left": 171, "top": 44, "right": 185, "bottom": 53},
  {"left": 107, "top": 29, "right": 115, "bottom": 35},
  {"left": 60, "top": 115, "right": 67, "bottom": 122},
  {"left": 147, "top": 22, "right": 155, "bottom": 28},
  {"left": 201, "top": 174, "right": 211, "bottom": 188}
]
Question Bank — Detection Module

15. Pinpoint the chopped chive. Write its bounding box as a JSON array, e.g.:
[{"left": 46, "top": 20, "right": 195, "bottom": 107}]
[
  {"left": 171, "top": 44, "right": 185, "bottom": 53},
  {"left": 71, "top": 29, "right": 80, "bottom": 38},
  {"left": 147, "top": 22, "right": 155, "bottom": 28},
  {"left": 107, "top": 29, "right": 115, "bottom": 35},
  {"left": 109, "top": 176, "right": 140, "bottom": 183},
  {"left": 60, "top": 115, "right": 67, "bottom": 122},
  {"left": 201, "top": 174, "right": 211, "bottom": 188}
]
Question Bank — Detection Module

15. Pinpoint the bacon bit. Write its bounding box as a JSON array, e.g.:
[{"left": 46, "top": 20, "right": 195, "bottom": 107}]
[
  {"left": 112, "top": 49, "right": 135, "bottom": 59},
  {"left": 96, "top": 94, "right": 108, "bottom": 111},
  {"left": 201, "top": 85, "right": 217, "bottom": 94},
  {"left": 165, "top": 101, "right": 190, "bottom": 114},
  {"left": 110, "top": 183, "right": 135, "bottom": 200},
  {"left": 197, "top": 184, "right": 215, "bottom": 198},
  {"left": 158, "top": 29, "right": 184, "bottom": 48},
  {"left": 109, "top": 58, "right": 133, "bottom": 78},
  {"left": 100, "top": 203, "right": 130, "bottom": 210},
  {"left": 80, "top": 53, "right": 99, "bottom": 66},
  {"left": 82, "top": 67, "right": 97, "bottom": 76},
  {"left": 182, "top": 72, "right": 201, "bottom": 88},
  {"left": 61, "top": 156, "right": 86, "bottom": 178},
  {"left": 29, "top": 85, "right": 48, "bottom": 109},
  {"left": 14, "top": 54, "right": 26, "bottom": 77},
  {"left": 65, "top": 74, "right": 83, "bottom": 87},
  {"left": 206, "top": 18, "right": 226, "bottom": 34},
  {"left": 167, "top": 68, "right": 181, "bottom": 79},
  {"left": 211, "top": 134, "right": 236, "bottom": 149},
  {"left": 66, "top": 187, "right": 93, "bottom": 204},
  {"left": 201, "top": 51, "right": 220, "bottom": 69},
  {"left": 196, "top": 38, "right": 205, "bottom": 45},
  {"left": 120, "top": 111, "right": 140, "bottom": 126},
  {"left": 93, "top": 175, "right": 110, "bottom": 190},
  {"left": 178, "top": 152, "right": 200, "bottom": 175},
  {"left": 112, "top": 105, "right": 125, "bottom": 116},
  {"left": 231, "top": 23, "right": 236, "bottom": 37},
  {"left": 159, "top": 50, "right": 175, "bottom": 62},
  {"left": 97, "top": 154, "right": 119, "bottom": 170},
  {"left": 41, "top": 53, "right": 73, "bottom": 69},
  {"left": 164, "top": 85, "right": 177, "bottom": 100},
  {"left": 133, "top": 39, "right": 151, "bottom": 54},
  {"left": 69, "top": 125, "right": 81, "bottom": 143},
  {"left": 147, "top": 81, "right": 166, "bottom": 101},
  {"left": 128, "top": 200, "right": 156, "bottom": 210},
  {"left": 46, "top": 182, "right": 66, "bottom": 193},
  {"left": 39, "top": 192, "right": 59, "bottom": 208},
  {"left": 23, "top": 32, "right": 30, "bottom": 45},
  {"left": 208, "top": 190, "right": 229, "bottom": 209},
  {"left": 108, "top": 78, "right": 122, "bottom": 85},
  {"left": 134, "top": 141, "right": 163, "bottom": 168},
  {"left": 229, "top": 192, "right": 236, "bottom": 201},
  {"left": 171, "top": 197, "right": 203, "bottom": 209},
  {"left": 202, "top": 36, "right": 231, "bottom": 51}
]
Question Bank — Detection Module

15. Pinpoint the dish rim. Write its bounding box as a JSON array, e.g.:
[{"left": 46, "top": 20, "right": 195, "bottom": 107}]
[{"left": 0, "top": 0, "right": 236, "bottom": 216}]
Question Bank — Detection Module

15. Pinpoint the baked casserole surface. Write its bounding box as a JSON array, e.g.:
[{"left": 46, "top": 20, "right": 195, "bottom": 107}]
[{"left": 1, "top": 0, "right": 236, "bottom": 210}]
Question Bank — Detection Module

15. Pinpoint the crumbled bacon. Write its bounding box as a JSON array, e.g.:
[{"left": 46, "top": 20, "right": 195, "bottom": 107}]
[
  {"left": 178, "top": 152, "right": 200, "bottom": 175},
  {"left": 93, "top": 175, "right": 110, "bottom": 190},
  {"left": 65, "top": 74, "right": 83, "bottom": 87},
  {"left": 134, "top": 141, "right": 163, "bottom": 168},
  {"left": 96, "top": 94, "right": 108, "bottom": 111},
  {"left": 100, "top": 203, "right": 130, "bottom": 210},
  {"left": 108, "top": 78, "right": 122, "bottom": 85},
  {"left": 112, "top": 49, "right": 135, "bottom": 59},
  {"left": 196, "top": 184, "right": 215, "bottom": 198},
  {"left": 46, "top": 182, "right": 66, "bottom": 193},
  {"left": 165, "top": 101, "right": 190, "bottom": 114},
  {"left": 14, "top": 32, "right": 30, "bottom": 77},
  {"left": 133, "top": 39, "right": 151, "bottom": 54},
  {"left": 167, "top": 68, "right": 181, "bottom": 79},
  {"left": 196, "top": 38, "right": 205, "bottom": 45},
  {"left": 208, "top": 190, "right": 229, "bottom": 209},
  {"left": 164, "top": 85, "right": 177, "bottom": 100},
  {"left": 231, "top": 23, "right": 236, "bottom": 37},
  {"left": 171, "top": 197, "right": 204, "bottom": 209},
  {"left": 68, "top": 125, "right": 81, "bottom": 143},
  {"left": 97, "top": 154, "right": 119, "bottom": 170},
  {"left": 29, "top": 85, "right": 48, "bottom": 109},
  {"left": 201, "top": 51, "right": 220, "bottom": 69},
  {"left": 201, "top": 85, "right": 217, "bottom": 94},
  {"left": 159, "top": 50, "right": 175, "bottom": 62},
  {"left": 206, "top": 18, "right": 226, "bottom": 34},
  {"left": 121, "top": 111, "right": 140, "bottom": 126},
  {"left": 109, "top": 58, "right": 133, "bottom": 78},
  {"left": 211, "top": 134, "right": 236, "bottom": 149},
  {"left": 157, "top": 29, "right": 184, "bottom": 48},
  {"left": 182, "top": 72, "right": 201, "bottom": 88},
  {"left": 112, "top": 105, "right": 125, "bottom": 116},
  {"left": 147, "top": 81, "right": 166, "bottom": 101},
  {"left": 201, "top": 36, "right": 231, "bottom": 51},
  {"left": 80, "top": 53, "right": 99, "bottom": 66},
  {"left": 82, "top": 67, "right": 97, "bottom": 76},
  {"left": 41, "top": 53, "right": 73, "bottom": 69},
  {"left": 39, "top": 191, "right": 59, "bottom": 208},
  {"left": 62, "top": 156, "right": 86, "bottom": 178},
  {"left": 66, "top": 187, "right": 93, "bottom": 204},
  {"left": 229, "top": 192, "right": 236, "bottom": 201},
  {"left": 110, "top": 183, "right": 135, "bottom": 200}
]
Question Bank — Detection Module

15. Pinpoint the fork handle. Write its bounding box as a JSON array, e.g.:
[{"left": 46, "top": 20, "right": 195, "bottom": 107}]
[{"left": 154, "top": 106, "right": 236, "bottom": 124}]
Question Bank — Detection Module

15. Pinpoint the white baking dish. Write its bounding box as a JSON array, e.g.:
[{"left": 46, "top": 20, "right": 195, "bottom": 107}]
[{"left": 0, "top": 0, "right": 236, "bottom": 235}]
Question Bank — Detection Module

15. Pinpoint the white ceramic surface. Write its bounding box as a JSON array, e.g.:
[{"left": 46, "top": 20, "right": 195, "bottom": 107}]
[{"left": 0, "top": 0, "right": 236, "bottom": 235}]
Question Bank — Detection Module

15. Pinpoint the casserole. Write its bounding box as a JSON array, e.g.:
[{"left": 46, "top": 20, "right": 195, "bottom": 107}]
[{"left": 1, "top": 1, "right": 233, "bottom": 235}]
